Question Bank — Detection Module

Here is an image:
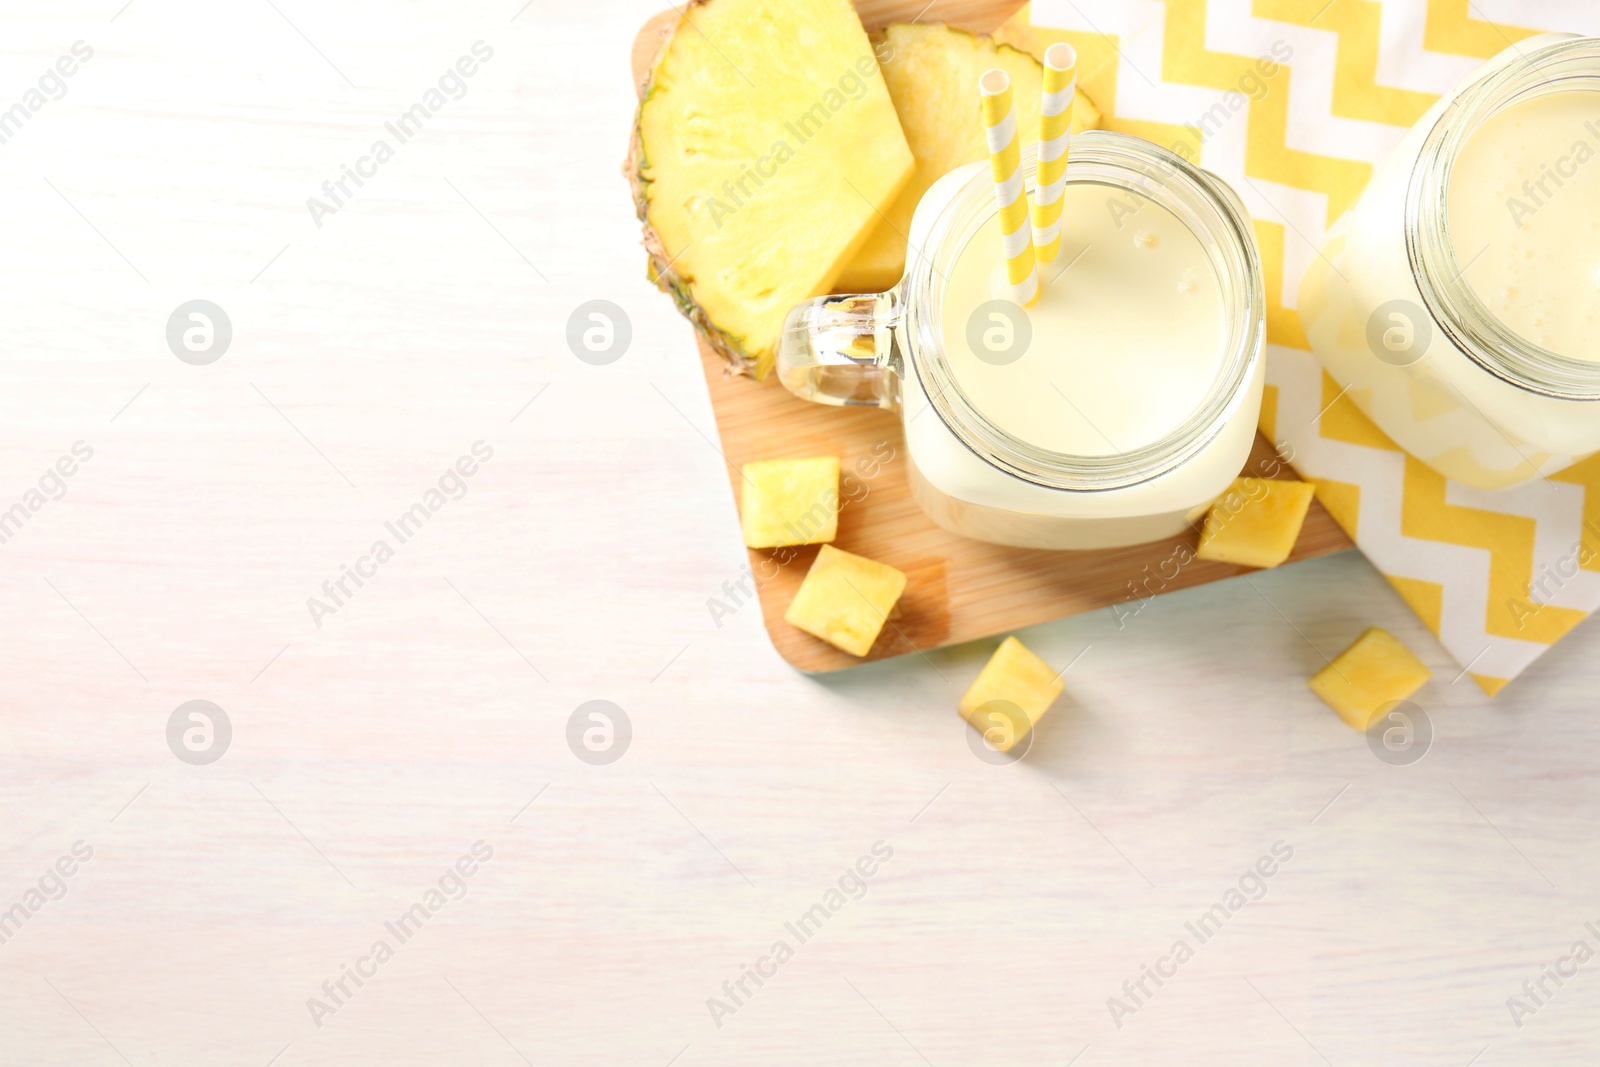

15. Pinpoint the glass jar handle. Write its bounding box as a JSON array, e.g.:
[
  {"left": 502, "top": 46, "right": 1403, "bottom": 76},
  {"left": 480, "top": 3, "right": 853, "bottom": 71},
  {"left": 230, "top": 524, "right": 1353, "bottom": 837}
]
[{"left": 776, "top": 290, "right": 903, "bottom": 411}]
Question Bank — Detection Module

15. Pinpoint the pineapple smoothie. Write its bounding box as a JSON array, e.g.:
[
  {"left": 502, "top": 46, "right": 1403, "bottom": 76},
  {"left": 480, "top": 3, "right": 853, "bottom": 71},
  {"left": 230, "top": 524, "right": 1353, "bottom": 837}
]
[
  {"left": 779, "top": 132, "right": 1266, "bottom": 550},
  {"left": 1447, "top": 88, "right": 1600, "bottom": 362},
  {"left": 1298, "top": 35, "right": 1600, "bottom": 490},
  {"left": 939, "top": 183, "right": 1226, "bottom": 456},
  {"left": 893, "top": 138, "right": 1266, "bottom": 550}
]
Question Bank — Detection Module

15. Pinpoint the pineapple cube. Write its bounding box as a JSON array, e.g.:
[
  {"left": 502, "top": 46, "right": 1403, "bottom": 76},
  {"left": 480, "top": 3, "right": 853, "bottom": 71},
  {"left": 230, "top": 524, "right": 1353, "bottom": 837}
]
[
  {"left": 1309, "top": 627, "right": 1432, "bottom": 731},
  {"left": 740, "top": 457, "right": 840, "bottom": 549},
  {"left": 784, "top": 544, "right": 907, "bottom": 657},
  {"left": 958, "top": 636, "right": 1064, "bottom": 751},
  {"left": 1195, "top": 477, "right": 1315, "bottom": 568}
]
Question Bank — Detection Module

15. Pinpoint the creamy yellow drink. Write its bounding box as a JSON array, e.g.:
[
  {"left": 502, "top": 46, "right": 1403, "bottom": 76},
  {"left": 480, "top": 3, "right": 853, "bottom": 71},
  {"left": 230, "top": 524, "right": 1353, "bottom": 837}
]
[
  {"left": 1448, "top": 88, "right": 1600, "bottom": 362},
  {"left": 1298, "top": 36, "right": 1600, "bottom": 490},
  {"left": 779, "top": 132, "right": 1267, "bottom": 550},
  {"left": 940, "top": 183, "right": 1226, "bottom": 457}
]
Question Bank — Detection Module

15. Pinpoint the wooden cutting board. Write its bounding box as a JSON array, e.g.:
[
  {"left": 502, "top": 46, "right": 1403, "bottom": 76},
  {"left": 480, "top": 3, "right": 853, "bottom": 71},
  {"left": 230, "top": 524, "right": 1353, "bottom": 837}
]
[{"left": 629, "top": 0, "right": 1352, "bottom": 673}]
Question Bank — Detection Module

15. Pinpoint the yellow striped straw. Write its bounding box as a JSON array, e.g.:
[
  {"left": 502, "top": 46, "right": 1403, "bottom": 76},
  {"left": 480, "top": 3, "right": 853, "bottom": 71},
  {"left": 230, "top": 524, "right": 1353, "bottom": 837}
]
[
  {"left": 1032, "top": 42, "right": 1077, "bottom": 264},
  {"left": 978, "top": 68, "right": 1038, "bottom": 305}
]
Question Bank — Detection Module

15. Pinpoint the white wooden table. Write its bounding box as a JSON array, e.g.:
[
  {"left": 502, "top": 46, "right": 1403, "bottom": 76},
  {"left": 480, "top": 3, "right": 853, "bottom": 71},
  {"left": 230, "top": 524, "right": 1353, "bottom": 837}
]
[{"left": 2, "top": 1, "right": 1598, "bottom": 1063}]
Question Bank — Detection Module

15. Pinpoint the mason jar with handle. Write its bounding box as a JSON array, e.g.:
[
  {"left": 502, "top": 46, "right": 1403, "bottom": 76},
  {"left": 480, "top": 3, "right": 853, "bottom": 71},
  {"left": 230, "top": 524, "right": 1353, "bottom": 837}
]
[{"left": 777, "top": 130, "right": 1267, "bottom": 551}]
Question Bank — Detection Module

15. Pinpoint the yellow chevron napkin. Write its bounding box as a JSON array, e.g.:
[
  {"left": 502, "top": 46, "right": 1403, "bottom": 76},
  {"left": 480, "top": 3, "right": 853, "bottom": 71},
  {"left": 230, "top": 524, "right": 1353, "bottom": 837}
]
[{"left": 1002, "top": 0, "right": 1600, "bottom": 693}]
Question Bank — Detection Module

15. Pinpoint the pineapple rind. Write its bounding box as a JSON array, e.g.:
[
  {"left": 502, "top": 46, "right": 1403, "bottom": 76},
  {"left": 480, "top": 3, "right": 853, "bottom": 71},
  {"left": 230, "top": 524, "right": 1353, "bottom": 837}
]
[
  {"left": 1309, "top": 627, "right": 1432, "bottom": 731},
  {"left": 626, "top": 8, "right": 761, "bottom": 376}
]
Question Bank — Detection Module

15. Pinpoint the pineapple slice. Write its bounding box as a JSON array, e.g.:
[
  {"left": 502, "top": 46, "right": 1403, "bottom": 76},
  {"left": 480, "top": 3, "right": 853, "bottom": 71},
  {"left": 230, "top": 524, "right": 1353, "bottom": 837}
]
[
  {"left": 837, "top": 23, "right": 1101, "bottom": 293},
  {"left": 1309, "top": 627, "right": 1432, "bottom": 731},
  {"left": 741, "top": 456, "right": 840, "bottom": 549},
  {"left": 1195, "top": 477, "right": 1316, "bottom": 568},
  {"left": 785, "top": 544, "right": 907, "bottom": 657},
  {"left": 958, "top": 636, "right": 1064, "bottom": 751},
  {"left": 628, "top": 0, "right": 914, "bottom": 378}
]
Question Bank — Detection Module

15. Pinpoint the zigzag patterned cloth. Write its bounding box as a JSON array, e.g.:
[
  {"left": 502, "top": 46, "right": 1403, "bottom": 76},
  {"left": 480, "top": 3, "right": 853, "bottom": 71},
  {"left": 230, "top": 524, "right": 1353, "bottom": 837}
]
[{"left": 1004, "top": 0, "right": 1600, "bottom": 694}]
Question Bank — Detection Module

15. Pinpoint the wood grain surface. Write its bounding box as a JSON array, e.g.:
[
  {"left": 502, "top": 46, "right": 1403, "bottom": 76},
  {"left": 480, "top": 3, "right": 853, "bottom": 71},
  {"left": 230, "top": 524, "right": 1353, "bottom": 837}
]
[
  {"left": 693, "top": 343, "right": 1352, "bottom": 671},
  {"left": 631, "top": 3, "right": 1351, "bottom": 671}
]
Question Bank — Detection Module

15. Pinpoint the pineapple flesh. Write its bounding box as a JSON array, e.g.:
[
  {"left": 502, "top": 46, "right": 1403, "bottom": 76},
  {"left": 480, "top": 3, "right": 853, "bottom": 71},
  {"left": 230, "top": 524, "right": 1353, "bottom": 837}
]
[
  {"left": 1195, "top": 477, "right": 1316, "bottom": 569},
  {"left": 1309, "top": 627, "right": 1432, "bottom": 731},
  {"left": 630, "top": 0, "right": 914, "bottom": 378},
  {"left": 784, "top": 544, "right": 907, "bottom": 657},
  {"left": 836, "top": 23, "right": 1101, "bottom": 293},
  {"left": 958, "top": 636, "right": 1064, "bottom": 752},
  {"left": 741, "top": 456, "right": 840, "bottom": 549}
]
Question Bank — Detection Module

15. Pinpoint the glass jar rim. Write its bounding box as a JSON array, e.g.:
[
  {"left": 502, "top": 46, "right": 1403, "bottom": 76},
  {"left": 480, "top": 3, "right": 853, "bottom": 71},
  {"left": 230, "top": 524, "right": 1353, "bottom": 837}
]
[
  {"left": 1407, "top": 34, "right": 1600, "bottom": 402},
  {"left": 902, "top": 131, "right": 1266, "bottom": 492}
]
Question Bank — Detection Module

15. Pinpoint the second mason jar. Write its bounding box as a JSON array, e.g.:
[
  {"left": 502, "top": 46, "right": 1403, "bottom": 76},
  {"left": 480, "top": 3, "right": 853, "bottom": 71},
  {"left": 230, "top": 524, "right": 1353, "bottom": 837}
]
[
  {"left": 777, "top": 131, "right": 1266, "bottom": 550},
  {"left": 1299, "top": 34, "right": 1600, "bottom": 490}
]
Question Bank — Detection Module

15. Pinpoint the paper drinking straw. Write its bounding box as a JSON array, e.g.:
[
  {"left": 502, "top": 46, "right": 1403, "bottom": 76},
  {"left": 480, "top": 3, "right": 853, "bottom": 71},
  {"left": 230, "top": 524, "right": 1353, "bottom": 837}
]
[
  {"left": 979, "top": 68, "right": 1038, "bottom": 305},
  {"left": 1032, "top": 42, "right": 1077, "bottom": 264}
]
